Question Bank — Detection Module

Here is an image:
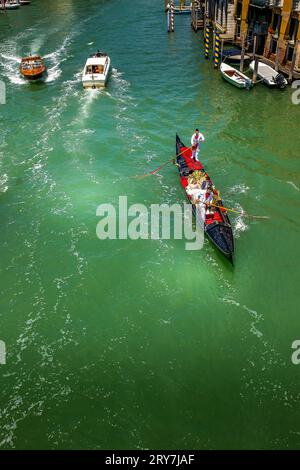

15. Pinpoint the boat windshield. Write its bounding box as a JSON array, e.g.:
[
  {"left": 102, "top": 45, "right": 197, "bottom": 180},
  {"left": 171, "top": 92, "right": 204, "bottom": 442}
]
[
  {"left": 86, "top": 64, "right": 104, "bottom": 74},
  {"left": 22, "top": 60, "right": 43, "bottom": 69}
]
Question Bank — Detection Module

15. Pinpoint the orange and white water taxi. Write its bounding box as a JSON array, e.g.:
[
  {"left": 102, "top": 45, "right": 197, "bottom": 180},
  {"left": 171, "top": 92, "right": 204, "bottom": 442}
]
[{"left": 20, "top": 56, "right": 46, "bottom": 80}]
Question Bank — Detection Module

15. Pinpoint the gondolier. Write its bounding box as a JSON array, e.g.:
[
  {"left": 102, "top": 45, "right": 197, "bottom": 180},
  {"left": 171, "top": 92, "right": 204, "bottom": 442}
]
[{"left": 191, "top": 129, "right": 205, "bottom": 161}]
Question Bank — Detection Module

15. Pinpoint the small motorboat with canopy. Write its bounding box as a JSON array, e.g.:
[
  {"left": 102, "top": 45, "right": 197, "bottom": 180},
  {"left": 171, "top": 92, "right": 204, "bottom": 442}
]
[
  {"left": 82, "top": 51, "right": 111, "bottom": 89},
  {"left": 249, "top": 60, "right": 287, "bottom": 89}
]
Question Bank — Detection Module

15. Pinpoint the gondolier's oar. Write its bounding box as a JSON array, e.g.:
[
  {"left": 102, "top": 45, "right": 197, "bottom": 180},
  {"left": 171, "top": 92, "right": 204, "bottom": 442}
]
[
  {"left": 206, "top": 202, "right": 269, "bottom": 220},
  {"left": 134, "top": 146, "right": 192, "bottom": 179}
]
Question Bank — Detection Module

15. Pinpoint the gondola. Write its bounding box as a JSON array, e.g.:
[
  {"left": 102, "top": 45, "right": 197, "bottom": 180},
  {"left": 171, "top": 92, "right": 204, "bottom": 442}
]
[{"left": 175, "top": 134, "right": 234, "bottom": 264}]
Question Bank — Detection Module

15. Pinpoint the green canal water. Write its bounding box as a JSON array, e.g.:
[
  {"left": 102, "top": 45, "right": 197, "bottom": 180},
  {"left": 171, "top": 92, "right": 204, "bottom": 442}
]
[{"left": 0, "top": 0, "right": 300, "bottom": 450}]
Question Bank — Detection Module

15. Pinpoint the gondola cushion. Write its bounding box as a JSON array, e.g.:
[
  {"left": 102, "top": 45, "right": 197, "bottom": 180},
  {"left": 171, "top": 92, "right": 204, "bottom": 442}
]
[
  {"left": 180, "top": 177, "right": 188, "bottom": 188},
  {"left": 180, "top": 147, "right": 204, "bottom": 171},
  {"left": 213, "top": 212, "right": 223, "bottom": 222}
]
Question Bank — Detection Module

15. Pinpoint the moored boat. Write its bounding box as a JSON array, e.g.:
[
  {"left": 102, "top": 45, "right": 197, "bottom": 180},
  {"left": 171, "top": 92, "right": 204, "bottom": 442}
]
[
  {"left": 0, "top": 1, "right": 20, "bottom": 9},
  {"left": 175, "top": 134, "right": 234, "bottom": 263},
  {"left": 220, "top": 62, "right": 252, "bottom": 89},
  {"left": 249, "top": 60, "right": 287, "bottom": 89},
  {"left": 166, "top": 2, "right": 192, "bottom": 13},
  {"left": 82, "top": 51, "right": 111, "bottom": 89},
  {"left": 19, "top": 0, "right": 31, "bottom": 5},
  {"left": 20, "top": 55, "right": 46, "bottom": 80},
  {"left": 221, "top": 48, "right": 251, "bottom": 64},
  {"left": 173, "top": 6, "right": 191, "bottom": 14}
]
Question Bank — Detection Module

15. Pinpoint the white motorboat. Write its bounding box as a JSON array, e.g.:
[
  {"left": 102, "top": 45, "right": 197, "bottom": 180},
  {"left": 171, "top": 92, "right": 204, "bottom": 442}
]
[
  {"left": 82, "top": 51, "right": 111, "bottom": 89},
  {"left": 249, "top": 60, "right": 288, "bottom": 89},
  {"left": 0, "top": 1, "right": 20, "bottom": 9},
  {"left": 220, "top": 63, "right": 252, "bottom": 89},
  {"left": 19, "top": 1, "right": 31, "bottom": 5}
]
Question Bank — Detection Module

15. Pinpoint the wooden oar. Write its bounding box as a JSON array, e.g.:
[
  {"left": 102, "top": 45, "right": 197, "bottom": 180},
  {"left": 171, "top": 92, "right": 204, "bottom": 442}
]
[
  {"left": 206, "top": 202, "right": 269, "bottom": 220},
  {"left": 134, "top": 146, "right": 191, "bottom": 179}
]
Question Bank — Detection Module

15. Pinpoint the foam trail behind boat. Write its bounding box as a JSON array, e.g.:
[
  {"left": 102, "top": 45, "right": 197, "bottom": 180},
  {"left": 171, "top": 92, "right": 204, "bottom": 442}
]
[
  {"left": 78, "top": 89, "right": 101, "bottom": 119},
  {"left": 30, "top": 36, "right": 46, "bottom": 56},
  {"left": 43, "top": 35, "right": 74, "bottom": 83},
  {"left": 45, "top": 63, "right": 62, "bottom": 83},
  {"left": 287, "top": 181, "right": 300, "bottom": 192},
  {"left": 0, "top": 173, "right": 8, "bottom": 193},
  {"left": 0, "top": 53, "right": 25, "bottom": 85}
]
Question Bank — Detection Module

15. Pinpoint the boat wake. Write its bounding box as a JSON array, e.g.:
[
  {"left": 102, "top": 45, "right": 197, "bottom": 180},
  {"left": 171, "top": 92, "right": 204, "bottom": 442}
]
[
  {"left": 226, "top": 185, "right": 249, "bottom": 237},
  {"left": 43, "top": 35, "right": 74, "bottom": 83},
  {"left": 111, "top": 68, "right": 139, "bottom": 144},
  {"left": 287, "top": 181, "right": 300, "bottom": 192},
  {"left": 222, "top": 297, "right": 264, "bottom": 338},
  {"left": 233, "top": 214, "right": 248, "bottom": 238},
  {"left": 78, "top": 88, "right": 102, "bottom": 119},
  {"left": 45, "top": 62, "right": 62, "bottom": 83},
  {"left": 0, "top": 53, "right": 20, "bottom": 63},
  {"left": 29, "top": 35, "right": 46, "bottom": 56},
  {"left": 0, "top": 53, "right": 25, "bottom": 85},
  {"left": 0, "top": 173, "right": 8, "bottom": 193},
  {"left": 111, "top": 68, "right": 131, "bottom": 94},
  {"left": 228, "top": 183, "right": 250, "bottom": 195}
]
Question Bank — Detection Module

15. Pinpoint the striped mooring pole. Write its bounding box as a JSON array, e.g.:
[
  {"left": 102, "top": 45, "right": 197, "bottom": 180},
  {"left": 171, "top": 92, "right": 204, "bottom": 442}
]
[
  {"left": 170, "top": 0, "right": 175, "bottom": 32},
  {"left": 214, "top": 30, "right": 220, "bottom": 68},
  {"left": 204, "top": 20, "right": 210, "bottom": 59}
]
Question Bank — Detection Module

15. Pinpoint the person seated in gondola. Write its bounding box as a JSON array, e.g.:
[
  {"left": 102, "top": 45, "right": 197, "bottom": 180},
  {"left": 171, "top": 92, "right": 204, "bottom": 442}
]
[{"left": 196, "top": 184, "right": 213, "bottom": 209}]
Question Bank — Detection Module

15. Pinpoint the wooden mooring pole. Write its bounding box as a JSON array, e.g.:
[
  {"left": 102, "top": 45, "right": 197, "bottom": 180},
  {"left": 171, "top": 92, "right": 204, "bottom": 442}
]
[
  {"left": 252, "top": 56, "right": 259, "bottom": 84},
  {"left": 204, "top": 18, "right": 210, "bottom": 59},
  {"left": 289, "top": 43, "right": 298, "bottom": 82},
  {"left": 170, "top": 0, "right": 175, "bottom": 32},
  {"left": 167, "top": 6, "right": 170, "bottom": 32},
  {"left": 240, "top": 33, "right": 245, "bottom": 73},
  {"left": 253, "top": 34, "right": 257, "bottom": 60},
  {"left": 220, "top": 39, "right": 224, "bottom": 65},
  {"left": 275, "top": 38, "right": 280, "bottom": 72},
  {"left": 252, "top": 34, "right": 258, "bottom": 84},
  {"left": 214, "top": 30, "right": 220, "bottom": 68}
]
